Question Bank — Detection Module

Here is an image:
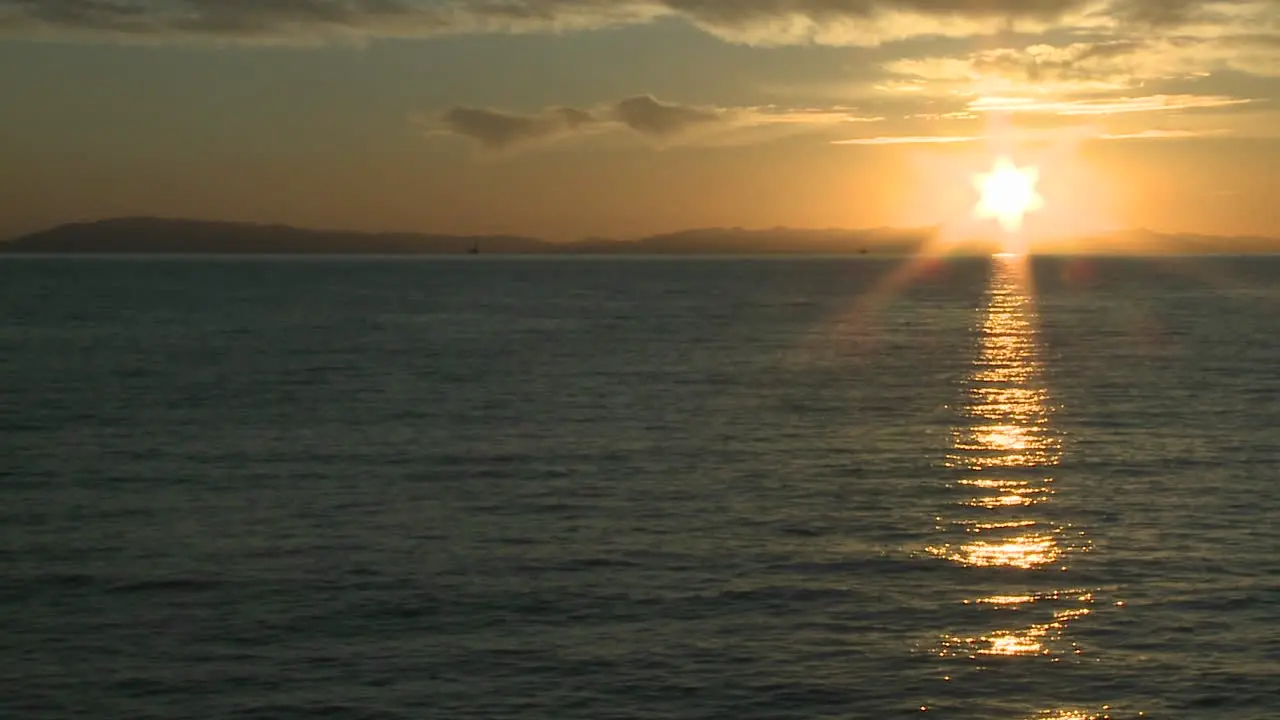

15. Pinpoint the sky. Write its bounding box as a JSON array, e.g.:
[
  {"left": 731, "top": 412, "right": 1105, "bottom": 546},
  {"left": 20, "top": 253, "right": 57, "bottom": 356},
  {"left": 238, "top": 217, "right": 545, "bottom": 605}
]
[{"left": 2, "top": 0, "right": 1278, "bottom": 244}]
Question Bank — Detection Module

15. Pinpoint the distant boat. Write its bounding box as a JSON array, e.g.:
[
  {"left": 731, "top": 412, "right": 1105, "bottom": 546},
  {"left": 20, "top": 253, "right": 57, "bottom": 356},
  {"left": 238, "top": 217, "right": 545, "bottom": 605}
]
[{"left": 467, "top": 241, "right": 479, "bottom": 255}]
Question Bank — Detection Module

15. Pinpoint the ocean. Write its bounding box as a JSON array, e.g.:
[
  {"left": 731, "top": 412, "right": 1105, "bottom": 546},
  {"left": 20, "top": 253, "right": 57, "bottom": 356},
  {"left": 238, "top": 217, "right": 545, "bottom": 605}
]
[{"left": 2, "top": 254, "right": 1277, "bottom": 719}]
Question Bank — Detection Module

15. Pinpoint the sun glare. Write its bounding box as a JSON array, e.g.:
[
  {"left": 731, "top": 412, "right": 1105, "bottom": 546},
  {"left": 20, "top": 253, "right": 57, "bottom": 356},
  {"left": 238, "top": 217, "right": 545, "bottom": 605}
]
[{"left": 974, "top": 158, "right": 1044, "bottom": 234}]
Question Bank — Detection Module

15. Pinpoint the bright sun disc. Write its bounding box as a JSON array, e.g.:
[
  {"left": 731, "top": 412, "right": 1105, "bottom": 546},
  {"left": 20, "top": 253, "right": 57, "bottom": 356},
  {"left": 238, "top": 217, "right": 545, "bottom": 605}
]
[{"left": 974, "top": 158, "right": 1044, "bottom": 233}]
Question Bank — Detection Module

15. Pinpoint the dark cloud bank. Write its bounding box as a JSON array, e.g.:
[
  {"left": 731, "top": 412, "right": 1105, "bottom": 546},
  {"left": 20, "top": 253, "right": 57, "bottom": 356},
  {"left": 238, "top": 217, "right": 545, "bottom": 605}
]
[{"left": 1, "top": 0, "right": 1266, "bottom": 40}]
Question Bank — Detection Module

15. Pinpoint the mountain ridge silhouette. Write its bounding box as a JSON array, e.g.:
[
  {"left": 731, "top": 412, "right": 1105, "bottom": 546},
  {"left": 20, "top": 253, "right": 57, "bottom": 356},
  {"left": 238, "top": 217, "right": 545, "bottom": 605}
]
[{"left": 3, "top": 216, "right": 1277, "bottom": 255}]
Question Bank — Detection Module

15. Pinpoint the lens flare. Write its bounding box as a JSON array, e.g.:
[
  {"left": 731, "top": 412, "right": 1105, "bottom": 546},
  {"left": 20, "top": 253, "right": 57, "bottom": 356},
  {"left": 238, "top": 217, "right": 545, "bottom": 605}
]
[{"left": 974, "top": 158, "right": 1044, "bottom": 234}]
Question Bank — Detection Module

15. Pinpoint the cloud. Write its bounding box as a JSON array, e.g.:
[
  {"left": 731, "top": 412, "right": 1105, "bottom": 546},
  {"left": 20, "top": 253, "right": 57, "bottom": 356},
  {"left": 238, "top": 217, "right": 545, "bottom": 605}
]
[
  {"left": 874, "top": 30, "right": 1277, "bottom": 127},
  {"left": 441, "top": 106, "right": 598, "bottom": 149},
  {"left": 612, "top": 95, "right": 721, "bottom": 138},
  {"left": 435, "top": 95, "right": 884, "bottom": 150},
  {"left": 1110, "top": 0, "right": 1261, "bottom": 26},
  {"left": 4, "top": 0, "right": 1276, "bottom": 48},
  {"left": 0, "top": 0, "right": 665, "bottom": 42},
  {"left": 657, "top": 0, "right": 1100, "bottom": 47},
  {"left": 435, "top": 87, "right": 1257, "bottom": 152},
  {"left": 0, "top": 0, "right": 413, "bottom": 38},
  {"left": 884, "top": 35, "right": 1280, "bottom": 97},
  {"left": 436, "top": 95, "right": 725, "bottom": 150},
  {"left": 968, "top": 94, "right": 1254, "bottom": 115},
  {"left": 833, "top": 126, "right": 1230, "bottom": 145},
  {"left": 832, "top": 135, "right": 981, "bottom": 145},
  {"left": 1097, "top": 128, "right": 1229, "bottom": 139}
]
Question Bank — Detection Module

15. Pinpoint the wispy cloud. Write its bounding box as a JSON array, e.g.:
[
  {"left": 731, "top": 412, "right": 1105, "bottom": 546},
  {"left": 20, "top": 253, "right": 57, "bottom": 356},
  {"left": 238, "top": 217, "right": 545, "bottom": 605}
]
[
  {"left": 860, "top": 29, "right": 1277, "bottom": 140},
  {"left": 882, "top": 33, "right": 1280, "bottom": 101},
  {"left": 833, "top": 125, "right": 1230, "bottom": 145},
  {"left": 832, "top": 135, "right": 982, "bottom": 145},
  {"left": 433, "top": 95, "right": 882, "bottom": 150},
  {"left": 968, "top": 94, "right": 1254, "bottom": 115},
  {"left": 1098, "top": 128, "right": 1229, "bottom": 139}
]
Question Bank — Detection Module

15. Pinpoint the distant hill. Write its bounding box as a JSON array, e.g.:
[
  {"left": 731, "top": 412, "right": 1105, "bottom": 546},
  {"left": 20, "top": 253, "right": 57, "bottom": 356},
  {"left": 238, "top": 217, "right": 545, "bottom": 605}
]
[
  {"left": 0, "top": 217, "right": 933, "bottom": 256},
  {"left": 0, "top": 217, "right": 550, "bottom": 255},
  {"left": 1, "top": 216, "right": 1276, "bottom": 255},
  {"left": 1065, "top": 228, "right": 1280, "bottom": 256}
]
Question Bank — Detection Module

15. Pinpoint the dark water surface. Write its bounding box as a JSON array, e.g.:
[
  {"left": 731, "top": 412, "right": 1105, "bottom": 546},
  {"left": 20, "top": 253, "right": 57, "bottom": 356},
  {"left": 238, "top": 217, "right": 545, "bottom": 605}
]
[{"left": 2, "top": 255, "right": 1278, "bottom": 719}]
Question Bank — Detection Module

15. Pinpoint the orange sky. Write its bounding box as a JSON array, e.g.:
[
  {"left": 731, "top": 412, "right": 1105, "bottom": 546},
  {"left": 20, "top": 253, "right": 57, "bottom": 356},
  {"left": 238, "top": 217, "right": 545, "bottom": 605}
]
[{"left": 1, "top": 1, "right": 1277, "bottom": 244}]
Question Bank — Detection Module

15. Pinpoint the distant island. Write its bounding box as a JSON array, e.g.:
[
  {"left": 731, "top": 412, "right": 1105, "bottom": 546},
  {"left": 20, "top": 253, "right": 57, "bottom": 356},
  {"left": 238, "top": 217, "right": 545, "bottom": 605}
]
[
  {"left": 2, "top": 217, "right": 1277, "bottom": 256},
  {"left": 0, "top": 217, "right": 932, "bottom": 255}
]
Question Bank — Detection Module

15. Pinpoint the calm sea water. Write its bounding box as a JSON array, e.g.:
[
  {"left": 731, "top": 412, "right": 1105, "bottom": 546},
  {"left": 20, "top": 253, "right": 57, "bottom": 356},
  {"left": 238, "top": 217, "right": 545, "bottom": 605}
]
[{"left": 2, "top": 254, "right": 1278, "bottom": 719}]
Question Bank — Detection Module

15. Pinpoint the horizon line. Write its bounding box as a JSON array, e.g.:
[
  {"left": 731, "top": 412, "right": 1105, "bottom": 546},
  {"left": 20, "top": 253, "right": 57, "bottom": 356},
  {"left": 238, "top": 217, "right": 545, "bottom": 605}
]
[{"left": 5, "top": 215, "right": 1280, "bottom": 246}]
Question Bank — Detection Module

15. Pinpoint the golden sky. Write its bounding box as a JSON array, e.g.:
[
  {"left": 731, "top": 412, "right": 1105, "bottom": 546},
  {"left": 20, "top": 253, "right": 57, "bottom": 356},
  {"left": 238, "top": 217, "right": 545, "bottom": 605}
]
[{"left": 1, "top": 0, "right": 1277, "bottom": 243}]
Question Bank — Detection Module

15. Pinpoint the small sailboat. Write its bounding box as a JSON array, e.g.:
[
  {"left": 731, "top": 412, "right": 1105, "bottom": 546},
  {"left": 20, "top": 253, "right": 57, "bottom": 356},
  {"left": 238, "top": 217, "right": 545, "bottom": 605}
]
[{"left": 467, "top": 240, "right": 479, "bottom": 255}]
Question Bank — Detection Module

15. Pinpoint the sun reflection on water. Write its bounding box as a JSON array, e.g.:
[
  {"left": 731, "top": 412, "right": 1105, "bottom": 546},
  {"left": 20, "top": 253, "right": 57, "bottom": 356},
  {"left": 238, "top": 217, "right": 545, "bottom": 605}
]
[
  {"left": 931, "top": 533, "right": 1063, "bottom": 570},
  {"left": 929, "top": 254, "right": 1080, "bottom": 573},
  {"left": 1028, "top": 711, "right": 1130, "bottom": 720},
  {"left": 939, "top": 603, "right": 1093, "bottom": 659},
  {"left": 922, "top": 254, "right": 1114, "bottom": 716}
]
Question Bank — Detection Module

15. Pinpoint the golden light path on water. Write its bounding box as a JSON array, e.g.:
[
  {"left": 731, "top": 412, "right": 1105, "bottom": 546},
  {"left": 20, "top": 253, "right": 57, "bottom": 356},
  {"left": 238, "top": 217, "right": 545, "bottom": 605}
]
[
  {"left": 921, "top": 254, "right": 1124, "bottom": 719},
  {"left": 927, "top": 254, "right": 1072, "bottom": 577}
]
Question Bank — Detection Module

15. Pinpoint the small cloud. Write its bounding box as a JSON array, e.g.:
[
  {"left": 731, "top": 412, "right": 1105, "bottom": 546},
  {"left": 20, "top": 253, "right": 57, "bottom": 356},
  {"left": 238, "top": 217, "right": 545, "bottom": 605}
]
[
  {"left": 1099, "top": 128, "right": 1229, "bottom": 139},
  {"left": 559, "top": 107, "right": 594, "bottom": 129},
  {"left": 737, "top": 106, "right": 884, "bottom": 125},
  {"left": 969, "top": 94, "right": 1253, "bottom": 115},
  {"left": 875, "top": 80, "right": 930, "bottom": 93},
  {"left": 831, "top": 135, "right": 982, "bottom": 145},
  {"left": 908, "top": 111, "right": 979, "bottom": 121},
  {"left": 440, "top": 106, "right": 595, "bottom": 150},
  {"left": 831, "top": 125, "right": 1234, "bottom": 147},
  {"left": 611, "top": 95, "right": 722, "bottom": 138}
]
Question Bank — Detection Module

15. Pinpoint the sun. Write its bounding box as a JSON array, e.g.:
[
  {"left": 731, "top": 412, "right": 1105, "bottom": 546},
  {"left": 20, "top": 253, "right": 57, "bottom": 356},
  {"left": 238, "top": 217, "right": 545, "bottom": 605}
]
[{"left": 974, "top": 158, "right": 1044, "bottom": 234}]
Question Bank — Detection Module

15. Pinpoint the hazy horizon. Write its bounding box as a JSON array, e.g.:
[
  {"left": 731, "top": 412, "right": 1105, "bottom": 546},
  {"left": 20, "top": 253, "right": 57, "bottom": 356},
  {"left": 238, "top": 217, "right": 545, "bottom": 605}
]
[
  {"left": 7, "top": 214, "right": 1280, "bottom": 257},
  {"left": 12, "top": 213, "right": 1280, "bottom": 241}
]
